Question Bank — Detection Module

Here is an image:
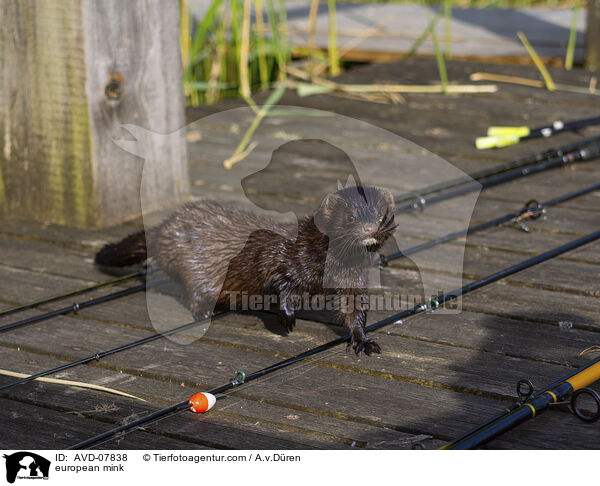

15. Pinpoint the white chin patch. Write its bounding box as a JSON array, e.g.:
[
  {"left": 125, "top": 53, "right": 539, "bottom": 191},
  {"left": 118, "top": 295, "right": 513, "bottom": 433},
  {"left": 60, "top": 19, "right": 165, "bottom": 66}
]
[{"left": 362, "top": 237, "right": 378, "bottom": 246}]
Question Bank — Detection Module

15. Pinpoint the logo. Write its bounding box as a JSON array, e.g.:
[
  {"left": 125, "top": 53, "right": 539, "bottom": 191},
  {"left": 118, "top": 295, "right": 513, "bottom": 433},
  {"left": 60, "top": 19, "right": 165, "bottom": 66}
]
[{"left": 3, "top": 452, "right": 51, "bottom": 483}]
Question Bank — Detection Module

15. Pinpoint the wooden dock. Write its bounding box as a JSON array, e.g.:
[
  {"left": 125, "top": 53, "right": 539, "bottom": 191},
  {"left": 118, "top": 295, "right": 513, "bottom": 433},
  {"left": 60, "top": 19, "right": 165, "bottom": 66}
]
[
  {"left": 1, "top": 57, "right": 599, "bottom": 449},
  {"left": 188, "top": 1, "right": 586, "bottom": 63}
]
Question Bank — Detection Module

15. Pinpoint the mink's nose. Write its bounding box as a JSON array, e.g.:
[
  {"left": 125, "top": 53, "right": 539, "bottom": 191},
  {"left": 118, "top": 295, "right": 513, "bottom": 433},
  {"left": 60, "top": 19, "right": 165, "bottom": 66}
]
[{"left": 363, "top": 223, "right": 378, "bottom": 235}]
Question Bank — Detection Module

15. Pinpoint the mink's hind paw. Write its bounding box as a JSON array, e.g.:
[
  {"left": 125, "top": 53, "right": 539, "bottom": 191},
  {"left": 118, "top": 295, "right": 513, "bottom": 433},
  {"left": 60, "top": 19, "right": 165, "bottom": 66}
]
[{"left": 279, "top": 312, "right": 296, "bottom": 333}]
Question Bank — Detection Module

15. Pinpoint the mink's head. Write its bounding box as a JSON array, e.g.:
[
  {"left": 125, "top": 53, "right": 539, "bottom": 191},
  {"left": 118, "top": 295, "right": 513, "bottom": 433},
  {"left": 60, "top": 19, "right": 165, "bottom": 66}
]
[{"left": 315, "top": 186, "right": 396, "bottom": 255}]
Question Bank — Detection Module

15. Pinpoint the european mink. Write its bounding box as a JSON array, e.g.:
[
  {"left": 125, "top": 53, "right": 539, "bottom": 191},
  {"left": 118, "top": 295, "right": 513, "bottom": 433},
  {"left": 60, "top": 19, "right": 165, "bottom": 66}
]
[{"left": 95, "top": 186, "right": 396, "bottom": 355}]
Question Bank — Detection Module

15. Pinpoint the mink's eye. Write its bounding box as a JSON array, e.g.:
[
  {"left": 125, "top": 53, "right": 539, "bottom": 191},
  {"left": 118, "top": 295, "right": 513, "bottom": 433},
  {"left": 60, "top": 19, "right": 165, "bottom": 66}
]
[{"left": 348, "top": 215, "right": 356, "bottom": 223}]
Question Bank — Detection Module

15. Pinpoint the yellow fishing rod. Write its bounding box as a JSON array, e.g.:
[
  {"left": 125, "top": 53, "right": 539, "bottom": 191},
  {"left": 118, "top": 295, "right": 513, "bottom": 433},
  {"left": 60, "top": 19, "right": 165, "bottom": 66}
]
[{"left": 444, "top": 356, "right": 600, "bottom": 449}]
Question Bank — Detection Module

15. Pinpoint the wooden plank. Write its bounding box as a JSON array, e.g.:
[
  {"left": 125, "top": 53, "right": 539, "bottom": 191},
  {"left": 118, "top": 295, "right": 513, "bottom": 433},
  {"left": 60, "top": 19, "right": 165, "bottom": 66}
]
[
  {"left": 0, "top": 218, "right": 140, "bottom": 251},
  {"left": 189, "top": 2, "right": 586, "bottom": 62},
  {"left": 0, "top": 267, "right": 99, "bottom": 310},
  {"left": 0, "top": 397, "right": 205, "bottom": 449},
  {"left": 2, "top": 302, "right": 599, "bottom": 448},
  {"left": 461, "top": 284, "right": 600, "bottom": 331},
  {"left": 1, "top": 348, "right": 325, "bottom": 450},
  {"left": 382, "top": 310, "right": 598, "bottom": 367},
  {"left": 4, "top": 340, "right": 598, "bottom": 449},
  {"left": 384, "top": 239, "right": 600, "bottom": 297},
  {"left": 225, "top": 363, "right": 600, "bottom": 449},
  {"left": 467, "top": 230, "right": 600, "bottom": 266},
  {"left": 2, "top": 275, "right": 598, "bottom": 448},
  {"left": 0, "top": 346, "right": 439, "bottom": 449},
  {"left": 0, "top": 234, "right": 108, "bottom": 281}
]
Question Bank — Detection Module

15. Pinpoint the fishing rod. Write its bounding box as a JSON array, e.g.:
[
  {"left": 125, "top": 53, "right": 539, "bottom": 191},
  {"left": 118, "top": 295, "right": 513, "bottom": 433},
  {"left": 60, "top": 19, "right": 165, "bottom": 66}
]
[
  {"left": 381, "top": 181, "right": 600, "bottom": 265},
  {"left": 396, "top": 142, "right": 600, "bottom": 214},
  {"left": 476, "top": 115, "right": 600, "bottom": 149},
  {"left": 444, "top": 356, "right": 600, "bottom": 449},
  {"left": 395, "top": 135, "right": 600, "bottom": 204},
  {"left": 441, "top": 357, "right": 600, "bottom": 449},
  {"left": 0, "top": 311, "right": 233, "bottom": 391},
  {"left": 0, "top": 275, "right": 168, "bottom": 334},
  {"left": 66, "top": 229, "right": 600, "bottom": 450},
  {"left": 0, "top": 271, "right": 146, "bottom": 320}
]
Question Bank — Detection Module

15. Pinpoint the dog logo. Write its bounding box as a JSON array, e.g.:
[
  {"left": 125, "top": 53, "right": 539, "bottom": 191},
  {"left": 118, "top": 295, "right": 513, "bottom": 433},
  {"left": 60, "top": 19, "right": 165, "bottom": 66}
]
[{"left": 3, "top": 452, "right": 51, "bottom": 483}]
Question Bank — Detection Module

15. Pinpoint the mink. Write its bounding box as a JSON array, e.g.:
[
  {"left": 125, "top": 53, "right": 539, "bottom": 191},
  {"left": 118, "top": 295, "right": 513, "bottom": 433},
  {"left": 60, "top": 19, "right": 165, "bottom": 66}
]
[{"left": 95, "top": 186, "right": 396, "bottom": 355}]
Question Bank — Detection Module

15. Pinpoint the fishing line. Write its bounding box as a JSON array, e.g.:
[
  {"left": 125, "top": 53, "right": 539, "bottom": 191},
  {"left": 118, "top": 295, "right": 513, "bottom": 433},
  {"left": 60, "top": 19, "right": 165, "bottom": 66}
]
[
  {"left": 395, "top": 135, "right": 600, "bottom": 204},
  {"left": 66, "top": 229, "right": 600, "bottom": 450},
  {"left": 396, "top": 142, "right": 600, "bottom": 214},
  {"left": 380, "top": 181, "right": 600, "bottom": 265}
]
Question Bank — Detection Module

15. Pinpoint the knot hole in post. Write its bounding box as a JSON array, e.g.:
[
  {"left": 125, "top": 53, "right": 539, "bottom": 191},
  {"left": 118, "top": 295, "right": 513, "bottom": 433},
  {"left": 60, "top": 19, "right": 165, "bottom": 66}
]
[{"left": 104, "top": 72, "right": 124, "bottom": 105}]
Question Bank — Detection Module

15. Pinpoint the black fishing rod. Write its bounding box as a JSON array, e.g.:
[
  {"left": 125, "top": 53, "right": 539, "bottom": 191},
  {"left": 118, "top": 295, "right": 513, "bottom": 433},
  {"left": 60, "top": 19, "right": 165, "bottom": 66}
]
[
  {"left": 444, "top": 356, "right": 600, "bottom": 449},
  {"left": 0, "top": 271, "right": 146, "bottom": 320},
  {"left": 476, "top": 115, "right": 600, "bottom": 149},
  {"left": 381, "top": 181, "right": 600, "bottom": 265},
  {"left": 0, "top": 311, "right": 233, "bottom": 391},
  {"left": 0, "top": 276, "right": 167, "bottom": 334},
  {"left": 66, "top": 229, "right": 600, "bottom": 450},
  {"left": 398, "top": 142, "right": 600, "bottom": 213},
  {"left": 395, "top": 135, "right": 600, "bottom": 204},
  {"left": 521, "top": 115, "right": 600, "bottom": 140},
  {"left": 396, "top": 142, "right": 600, "bottom": 214}
]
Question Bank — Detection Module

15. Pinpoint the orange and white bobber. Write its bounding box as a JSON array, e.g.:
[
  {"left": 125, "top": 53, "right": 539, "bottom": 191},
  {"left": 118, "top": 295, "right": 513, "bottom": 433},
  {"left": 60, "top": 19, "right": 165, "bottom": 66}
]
[{"left": 188, "top": 392, "right": 217, "bottom": 413}]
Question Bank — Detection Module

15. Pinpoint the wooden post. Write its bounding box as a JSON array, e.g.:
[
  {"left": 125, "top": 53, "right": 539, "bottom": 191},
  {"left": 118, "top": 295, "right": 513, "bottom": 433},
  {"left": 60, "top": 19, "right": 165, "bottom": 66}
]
[
  {"left": 0, "top": 0, "right": 189, "bottom": 228},
  {"left": 587, "top": 0, "right": 600, "bottom": 71}
]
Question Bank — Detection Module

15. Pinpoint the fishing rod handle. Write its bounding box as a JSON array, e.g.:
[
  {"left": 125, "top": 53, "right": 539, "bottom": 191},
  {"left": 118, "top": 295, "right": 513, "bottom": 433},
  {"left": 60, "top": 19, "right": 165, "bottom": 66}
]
[
  {"left": 446, "top": 357, "right": 600, "bottom": 449},
  {"left": 449, "top": 382, "right": 573, "bottom": 450}
]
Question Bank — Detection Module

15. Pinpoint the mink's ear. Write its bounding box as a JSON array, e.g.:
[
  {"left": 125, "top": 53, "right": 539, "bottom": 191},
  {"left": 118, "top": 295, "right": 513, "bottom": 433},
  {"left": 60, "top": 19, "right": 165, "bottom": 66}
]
[
  {"left": 380, "top": 187, "right": 395, "bottom": 209},
  {"left": 314, "top": 192, "right": 341, "bottom": 232},
  {"left": 321, "top": 192, "right": 341, "bottom": 215}
]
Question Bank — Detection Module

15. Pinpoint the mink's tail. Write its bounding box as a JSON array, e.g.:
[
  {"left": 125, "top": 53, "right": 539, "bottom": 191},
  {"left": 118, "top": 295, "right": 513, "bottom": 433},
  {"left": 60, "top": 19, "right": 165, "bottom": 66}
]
[{"left": 95, "top": 230, "right": 148, "bottom": 267}]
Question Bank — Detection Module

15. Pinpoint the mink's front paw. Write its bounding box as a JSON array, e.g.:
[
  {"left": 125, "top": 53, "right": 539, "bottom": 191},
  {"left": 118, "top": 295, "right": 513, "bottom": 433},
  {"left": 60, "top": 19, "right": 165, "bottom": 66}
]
[{"left": 348, "top": 335, "right": 381, "bottom": 356}]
